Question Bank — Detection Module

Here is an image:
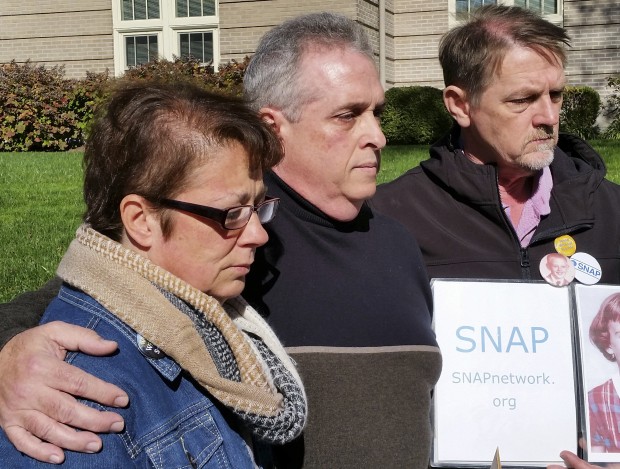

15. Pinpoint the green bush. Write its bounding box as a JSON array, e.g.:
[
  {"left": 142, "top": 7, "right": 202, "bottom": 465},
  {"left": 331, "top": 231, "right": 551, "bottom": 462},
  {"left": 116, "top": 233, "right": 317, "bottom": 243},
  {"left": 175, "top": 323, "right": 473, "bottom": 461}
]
[
  {"left": 66, "top": 70, "right": 111, "bottom": 146},
  {"left": 560, "top": 86, "right": 600, "bottom": 139},
  {"left": 0, "top": 61, "right": 109, "bottom": 151},
  {"left": 381, "top": 86, "right": 453, "bottom": 145},
  {"left": 121, "top": 56, "right": 248, "bottom": 96},
  {"left": 0, "top": 57, "right": 249, "bottom": 152},
  {"left": 602, "top": 76, "right": 620, "bottom": 140}
]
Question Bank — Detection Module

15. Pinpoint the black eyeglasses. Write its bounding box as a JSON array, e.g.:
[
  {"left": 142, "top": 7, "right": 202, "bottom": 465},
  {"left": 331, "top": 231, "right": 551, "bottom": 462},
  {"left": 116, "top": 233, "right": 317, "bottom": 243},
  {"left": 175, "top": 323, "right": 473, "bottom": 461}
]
[{"left": 158, "top": 197, "right": 280, "bottom": 230}]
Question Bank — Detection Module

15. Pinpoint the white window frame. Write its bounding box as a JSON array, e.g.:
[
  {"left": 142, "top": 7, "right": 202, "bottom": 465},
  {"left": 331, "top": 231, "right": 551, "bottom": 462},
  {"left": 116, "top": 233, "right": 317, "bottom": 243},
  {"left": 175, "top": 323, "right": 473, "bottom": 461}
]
[
  {"left": 112, "top": 0, "right": 220, "bottom": 76},
  {"left": 448, "top": 0, "right": 563, "bottom": 27},
  {"left": 174, "top": 0, "right": 216, "bottom": 18},
  {"left": 120, "top": 0, "right": 161, "bottom": 21},
  {"left": 124, "top": 32, "right": 162, "bottom": 68},
  {"left": 176, "top": 29, "right": 217, "bottom": 65}
]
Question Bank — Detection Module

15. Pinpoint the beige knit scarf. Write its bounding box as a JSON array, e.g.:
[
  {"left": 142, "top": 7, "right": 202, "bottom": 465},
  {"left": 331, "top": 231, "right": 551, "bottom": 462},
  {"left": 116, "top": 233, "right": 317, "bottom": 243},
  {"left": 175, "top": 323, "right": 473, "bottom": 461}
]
[{"left": 57, "top": 225, "right": 306, "bottom": 430}]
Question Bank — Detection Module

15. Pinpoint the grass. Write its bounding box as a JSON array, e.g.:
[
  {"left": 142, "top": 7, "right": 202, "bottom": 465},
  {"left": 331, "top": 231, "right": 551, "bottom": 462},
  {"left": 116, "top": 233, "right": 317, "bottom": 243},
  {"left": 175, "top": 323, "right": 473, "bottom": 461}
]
[
  {"left": 0, "top": 152, "right": 84, "bottom": 302},
  {"left": 1, "top": 140, "right": 619, "bottom": 302},
  {"left": 378, "top": 145, "right": 428, "bottom": 184}
]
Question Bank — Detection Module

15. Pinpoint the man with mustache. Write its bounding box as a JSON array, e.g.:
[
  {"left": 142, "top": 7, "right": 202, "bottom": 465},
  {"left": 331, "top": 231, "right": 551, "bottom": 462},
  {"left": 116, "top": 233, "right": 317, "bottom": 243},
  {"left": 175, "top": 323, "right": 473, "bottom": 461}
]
[
  {"left": 373, "top": 4, "right": 620, "bottom": 286},
  {"left": 372, "top": 5, "right": 620, "bottom": 468}
]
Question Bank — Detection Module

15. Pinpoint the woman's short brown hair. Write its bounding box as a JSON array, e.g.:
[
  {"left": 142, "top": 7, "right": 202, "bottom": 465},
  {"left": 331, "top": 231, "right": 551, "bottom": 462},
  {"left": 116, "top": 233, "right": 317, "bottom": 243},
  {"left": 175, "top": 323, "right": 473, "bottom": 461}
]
[{"left": 83, "top": 81, "right": 283, "bottom": 241}]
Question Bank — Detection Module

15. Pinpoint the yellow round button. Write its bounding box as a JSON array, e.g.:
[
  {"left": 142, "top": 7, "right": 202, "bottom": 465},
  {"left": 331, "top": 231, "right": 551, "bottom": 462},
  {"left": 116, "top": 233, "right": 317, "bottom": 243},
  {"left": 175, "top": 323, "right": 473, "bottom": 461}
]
[{"left": 554, "top": 235, "right": 577, "bottom": 257}]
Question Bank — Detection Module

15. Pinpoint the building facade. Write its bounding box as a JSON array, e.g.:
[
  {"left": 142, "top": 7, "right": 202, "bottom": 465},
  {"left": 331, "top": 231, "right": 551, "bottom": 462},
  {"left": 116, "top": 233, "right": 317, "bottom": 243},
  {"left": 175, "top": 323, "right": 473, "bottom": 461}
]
[{"left": 0, "top": 0, "right": 618, "bottom": 102}]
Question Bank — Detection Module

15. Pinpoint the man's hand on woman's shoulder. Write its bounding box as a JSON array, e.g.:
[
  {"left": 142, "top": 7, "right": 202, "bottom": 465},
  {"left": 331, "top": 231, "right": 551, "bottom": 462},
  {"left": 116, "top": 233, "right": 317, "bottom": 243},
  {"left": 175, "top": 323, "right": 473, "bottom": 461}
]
[{"left": 0, "top": 322, "right": 128, "bottom": 464}]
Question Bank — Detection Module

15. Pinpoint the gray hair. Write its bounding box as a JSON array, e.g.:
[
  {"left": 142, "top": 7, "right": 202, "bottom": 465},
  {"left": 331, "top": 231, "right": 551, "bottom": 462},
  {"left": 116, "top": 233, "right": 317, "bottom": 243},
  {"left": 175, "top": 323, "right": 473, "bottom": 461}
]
[{"left": 243, "top": 12, "right": 374, "bottom": 122}]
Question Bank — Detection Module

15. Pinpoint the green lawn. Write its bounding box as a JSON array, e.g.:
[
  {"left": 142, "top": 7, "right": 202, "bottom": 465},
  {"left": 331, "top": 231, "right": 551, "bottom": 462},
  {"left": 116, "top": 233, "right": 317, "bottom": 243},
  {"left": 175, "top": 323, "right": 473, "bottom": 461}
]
[
  {"left": 1, "top": 140, "right": 619, "bottom": 302},
  {"left": 0, "top": 152, "right": 84, "bottom": 302}
]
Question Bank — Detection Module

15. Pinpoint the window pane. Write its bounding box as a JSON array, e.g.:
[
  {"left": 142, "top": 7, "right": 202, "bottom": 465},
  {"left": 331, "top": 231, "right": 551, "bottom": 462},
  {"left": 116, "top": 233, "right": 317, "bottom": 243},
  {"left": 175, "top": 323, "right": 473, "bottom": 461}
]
[
  {"left": 127, "top": 35, "right": 157, "bottom": 66},
  {"left": 134, "top": 0, "right": 146, "bottom": 19},
  {"left": 203, "top": 32, "right": 213, "bottom": 62},
  {"left": 456, "top": 0, "right": 496, "bottom": 16},
  {"left": 125, "top": 37, "right": 136, "bottom": 67},
  {"left": 122, "top": 0, "right": 133, "bottom": 20},
  {"left": 148, "top": 0, "right": 160, "bottom": 19},
  {"left": 148, "top": 36, "right": 158, "bottom": 62},
  {"left": 544, "top": 0, "right": 557, "bottom": 14},
  {"left": 189, "top": 0, "right": 202, "bottom": 17},
  {"left": 176, "top": 0, "right": 187, "bottom": 17},
  {"left": 514, "top": 0, "right": 557, "bottom": 15},
  {"left": 180, "top": 33, "right": 190, "bottom": 57},
  {"left": 456, "top": 0, "right": 468, "bottom": 13},
  {"left": 179, "top": 32, "right": 213, "bottom": 63},
  {"left": 189, "top": 33, "right": 203, "bottom": 58},
  {"left": 136, "top": 36, "right": 149, "bottom": 63},
  {"left": 176, "top": 0, "right": 214, "bottom": 17},
  {"left": 203, "top": 0, "right": 215, "bottom": 16}
]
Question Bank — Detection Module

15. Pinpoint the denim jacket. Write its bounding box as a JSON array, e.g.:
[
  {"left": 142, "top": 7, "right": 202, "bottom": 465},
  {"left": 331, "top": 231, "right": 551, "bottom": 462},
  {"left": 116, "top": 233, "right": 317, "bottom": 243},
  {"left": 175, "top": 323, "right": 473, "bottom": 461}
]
[{"left": 0, "top": 284, "right": 262, "bottom": 468}]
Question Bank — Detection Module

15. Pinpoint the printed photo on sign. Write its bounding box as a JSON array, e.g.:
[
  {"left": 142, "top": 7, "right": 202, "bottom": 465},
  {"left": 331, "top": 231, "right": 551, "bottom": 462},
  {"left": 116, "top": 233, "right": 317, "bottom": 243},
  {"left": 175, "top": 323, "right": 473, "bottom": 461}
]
[
  {"left": 575, "top": 284, "right": 620, "bottom": 463},
  {"left": 431, "top": 279, "right": 577, "bottom": 467}
]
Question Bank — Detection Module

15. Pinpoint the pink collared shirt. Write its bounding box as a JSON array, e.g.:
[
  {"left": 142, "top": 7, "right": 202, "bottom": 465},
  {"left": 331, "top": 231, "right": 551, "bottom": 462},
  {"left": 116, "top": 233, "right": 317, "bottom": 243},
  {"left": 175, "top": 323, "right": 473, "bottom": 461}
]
[{"left": 502, "top": 166, "right": 552, "bottom": 247}]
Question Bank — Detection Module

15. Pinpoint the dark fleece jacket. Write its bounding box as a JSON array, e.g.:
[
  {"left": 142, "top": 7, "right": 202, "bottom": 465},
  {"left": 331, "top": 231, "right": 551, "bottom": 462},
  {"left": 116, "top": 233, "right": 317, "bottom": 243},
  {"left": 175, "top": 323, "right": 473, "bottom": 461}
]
[{"left": 372, "top": 128, "right": 620, "bottom": 284}]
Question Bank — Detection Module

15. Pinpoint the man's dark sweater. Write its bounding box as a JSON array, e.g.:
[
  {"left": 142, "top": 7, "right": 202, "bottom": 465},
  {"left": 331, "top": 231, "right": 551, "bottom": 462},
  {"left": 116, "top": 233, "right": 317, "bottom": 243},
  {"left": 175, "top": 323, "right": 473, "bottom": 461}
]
[{"left": 244, "top": 171, "right": 441, "bottom": 468}]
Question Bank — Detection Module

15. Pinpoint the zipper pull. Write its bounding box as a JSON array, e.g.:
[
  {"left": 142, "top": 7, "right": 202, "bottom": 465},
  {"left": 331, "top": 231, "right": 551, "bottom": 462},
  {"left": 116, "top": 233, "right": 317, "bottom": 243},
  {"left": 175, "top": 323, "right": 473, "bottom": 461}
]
[{"left": 520, "top": 248, "right": 530, "bottom": 268}]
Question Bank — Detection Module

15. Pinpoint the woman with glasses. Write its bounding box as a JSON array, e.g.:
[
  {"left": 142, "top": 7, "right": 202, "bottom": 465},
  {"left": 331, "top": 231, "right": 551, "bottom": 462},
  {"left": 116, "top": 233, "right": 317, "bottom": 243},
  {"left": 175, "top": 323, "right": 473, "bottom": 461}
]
[{"left": 0, "top": 81, "right": 306, "bottom": 467}]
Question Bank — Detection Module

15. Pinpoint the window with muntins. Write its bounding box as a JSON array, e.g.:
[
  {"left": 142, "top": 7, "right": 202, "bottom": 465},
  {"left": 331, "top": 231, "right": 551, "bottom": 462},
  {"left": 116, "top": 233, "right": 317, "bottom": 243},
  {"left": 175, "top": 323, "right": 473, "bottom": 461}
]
[
  {"left": 125, "top": 35, "right": 159, "bottom": 67},
  {"left": 456, "top": 0, "right": 496, "bottom": 17},
  {"left": 453, "top": 0, "right": 561, "bottom": 23},
  {"left": 514, "top": 0, "right": 557, "bottom": 15},
  {"left": 179, "top": 32, "right": 214, "bottom": 63},
  {"left": 176, "top": 0, "right": 215, "bottom": 17},
  {"left": 113, "top": 0, "right": 219, "bottom": 75},
  {"left": 121, "top": 0, "right": 160, "bottom": 20}
]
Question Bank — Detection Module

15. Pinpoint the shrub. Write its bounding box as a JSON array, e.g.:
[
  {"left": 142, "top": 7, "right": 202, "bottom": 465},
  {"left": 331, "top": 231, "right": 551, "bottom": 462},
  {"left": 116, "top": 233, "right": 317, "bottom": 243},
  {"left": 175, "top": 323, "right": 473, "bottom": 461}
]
[
  {"left": 560, "top": 86, "right": 600, "bottom": 139},
  {"left": 121, "top": 56, "right": 248, "bottom": 96},
  {"left": 0, "top": 61, "right": 109, "bottom": 151},
  {"left": 122, "top": 56, "right": 213, "bottom": 87},
  {"left": 65, "top": 70, "right": 111, "bottom": 146},
  {"left": 602, "top": 76, "right": 620, "bottom": 140},
  {"left": 381, "top": 86, "right": 453, "bottom": 145},
  {"left": 208, "top": 57, "right": 249, "bottom": 96},
  {"left": 0, "top": 61, "right": 105, "bottom": 151},
  {"left": 0, "top": 57, "right": 249, "bottom": 152}
]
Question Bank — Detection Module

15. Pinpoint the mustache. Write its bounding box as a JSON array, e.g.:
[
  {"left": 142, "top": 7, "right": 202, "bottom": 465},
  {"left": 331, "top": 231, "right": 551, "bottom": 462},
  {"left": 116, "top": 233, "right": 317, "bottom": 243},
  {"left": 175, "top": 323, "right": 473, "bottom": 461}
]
[{"left": 530, "top": 127, "right": 555, "bottom": 141}]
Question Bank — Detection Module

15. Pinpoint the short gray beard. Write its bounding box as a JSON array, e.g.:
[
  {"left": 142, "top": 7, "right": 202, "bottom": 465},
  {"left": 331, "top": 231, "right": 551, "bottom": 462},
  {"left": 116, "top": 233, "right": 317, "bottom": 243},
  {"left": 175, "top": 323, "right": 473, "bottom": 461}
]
[
  {"left": 517, "top": 130, "right": 556, "bottom": 171},
  {"left": 519, "top": 146, "right": 555, "bottom": 171}
]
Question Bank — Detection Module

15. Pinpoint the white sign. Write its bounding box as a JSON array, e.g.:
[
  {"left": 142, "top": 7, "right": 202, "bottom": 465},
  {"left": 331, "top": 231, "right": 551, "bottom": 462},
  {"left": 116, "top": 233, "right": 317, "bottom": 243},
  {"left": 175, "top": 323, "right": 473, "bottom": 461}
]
[{"left": 432, "top": 280, "right": 577, "bottom": 467}]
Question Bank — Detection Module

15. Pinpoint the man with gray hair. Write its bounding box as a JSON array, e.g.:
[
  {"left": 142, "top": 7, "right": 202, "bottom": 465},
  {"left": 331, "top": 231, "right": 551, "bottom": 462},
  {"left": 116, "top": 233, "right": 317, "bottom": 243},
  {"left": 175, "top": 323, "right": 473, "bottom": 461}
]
[{"left": 0, "top": 12, "right": 441, "bottom": 468}]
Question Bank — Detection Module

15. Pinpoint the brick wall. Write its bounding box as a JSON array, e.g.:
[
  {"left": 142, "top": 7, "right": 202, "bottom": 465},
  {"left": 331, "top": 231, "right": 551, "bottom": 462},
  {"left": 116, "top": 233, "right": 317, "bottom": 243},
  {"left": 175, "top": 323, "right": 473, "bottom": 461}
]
[
  {"left": 0, "top": 0, "right": 617, "bottom": 106},
  {"left": 0, "top": 2, "right": 113, "bottom": 78},
  {"left": 219, "top": 0, "right": 358, "bottom": 60},
  {"left": 390, "top": 0, "right": 447, "bottom": 89},
  {"left": 564, "top": 0, "right": 620, "bottom": 104},
  {"left": 387, "top": 0, "right": 620, "bottom": 107}
]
